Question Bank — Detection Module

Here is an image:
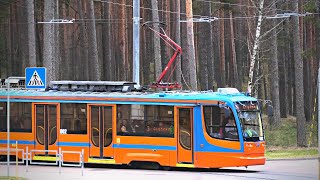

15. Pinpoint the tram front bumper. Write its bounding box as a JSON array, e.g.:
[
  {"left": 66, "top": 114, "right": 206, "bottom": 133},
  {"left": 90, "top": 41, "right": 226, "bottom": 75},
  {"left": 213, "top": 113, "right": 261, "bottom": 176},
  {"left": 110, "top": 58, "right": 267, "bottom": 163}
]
[{"left": 242, "top": 141, "right": 266, "bottom": 166}]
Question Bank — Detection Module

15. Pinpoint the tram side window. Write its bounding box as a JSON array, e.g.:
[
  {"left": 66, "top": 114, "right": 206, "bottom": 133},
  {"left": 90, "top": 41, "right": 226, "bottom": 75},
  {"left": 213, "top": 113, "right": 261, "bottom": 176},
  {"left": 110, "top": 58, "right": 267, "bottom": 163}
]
[
  {"left": 203, "top": 106, "right": 239, "bottom": 141},
  {"left": 5, "top": 102, "right": 32, "bottom": 133},
  {"left": 117, "top": 105, "right": 174, "bottom": 137},
  {"left": 60, "top": 103, "right": 87, "bottom": 134},
  {"left": 0, "top": 102, "right": 6, "bottom": 132}
]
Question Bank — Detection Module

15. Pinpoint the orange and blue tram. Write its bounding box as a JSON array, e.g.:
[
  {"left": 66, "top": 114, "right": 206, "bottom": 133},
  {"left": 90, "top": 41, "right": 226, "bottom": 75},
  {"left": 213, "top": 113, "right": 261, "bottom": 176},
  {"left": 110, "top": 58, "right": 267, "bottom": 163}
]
[{"left": 0, "top": 81, "right": 265, "bottom": 169}]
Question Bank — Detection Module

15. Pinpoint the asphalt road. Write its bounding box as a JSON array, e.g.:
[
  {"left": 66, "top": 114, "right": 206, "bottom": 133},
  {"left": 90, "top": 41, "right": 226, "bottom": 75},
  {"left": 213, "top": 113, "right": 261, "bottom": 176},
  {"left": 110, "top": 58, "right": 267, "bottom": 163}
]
[{"left": 0, "top": 159, "right": 317, "bottom": 180}]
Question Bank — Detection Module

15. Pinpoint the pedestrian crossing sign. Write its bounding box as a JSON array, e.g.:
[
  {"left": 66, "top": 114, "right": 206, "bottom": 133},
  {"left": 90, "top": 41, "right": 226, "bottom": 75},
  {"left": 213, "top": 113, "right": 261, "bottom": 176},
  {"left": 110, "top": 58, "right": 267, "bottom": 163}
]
[{"left": 25, "top": 67, "right": 46, "bottom": 89}]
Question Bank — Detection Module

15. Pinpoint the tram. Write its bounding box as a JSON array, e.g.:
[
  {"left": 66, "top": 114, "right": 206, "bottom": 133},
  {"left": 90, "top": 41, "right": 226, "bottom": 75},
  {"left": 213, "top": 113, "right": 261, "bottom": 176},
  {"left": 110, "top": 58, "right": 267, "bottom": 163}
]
[{"left": 0, "top": 80, "right": 265, "bottom": 169}]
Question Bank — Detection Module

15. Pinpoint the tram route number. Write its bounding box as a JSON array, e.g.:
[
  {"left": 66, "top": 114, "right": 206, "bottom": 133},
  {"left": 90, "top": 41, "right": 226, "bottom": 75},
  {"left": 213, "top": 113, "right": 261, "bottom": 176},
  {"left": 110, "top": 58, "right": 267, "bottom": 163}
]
[{"left": 60, "top": 129, "right": 68, "bottom": 134}]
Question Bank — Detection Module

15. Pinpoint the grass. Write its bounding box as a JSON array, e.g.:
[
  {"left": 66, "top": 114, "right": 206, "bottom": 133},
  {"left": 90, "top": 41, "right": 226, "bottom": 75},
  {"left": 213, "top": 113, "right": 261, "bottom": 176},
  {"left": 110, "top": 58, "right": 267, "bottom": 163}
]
[
  {"left": 264, "top": 116, "right": 297, "bottom": 147},
  {"left": 0, "top": 177, "right": 27, "bottom": 180},
  {"left": 266, "top": 147, "right": 318, "bottom": 159},
  {"left": 263, "top": 115, "right": 319, "bottom": 159}
]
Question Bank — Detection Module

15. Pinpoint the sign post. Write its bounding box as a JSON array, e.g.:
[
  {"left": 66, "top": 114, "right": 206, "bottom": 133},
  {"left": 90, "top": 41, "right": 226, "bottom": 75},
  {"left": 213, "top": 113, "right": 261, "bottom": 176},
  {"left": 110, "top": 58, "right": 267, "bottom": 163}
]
[
  {"left": 6, "top": 77, "right": 25, "bottom": 177},
  {"left": 6, "top": 78, "right": 10, "bottom": 177},
  {"left": 5, "top": 67, "right": 46, "bottom": 177}
]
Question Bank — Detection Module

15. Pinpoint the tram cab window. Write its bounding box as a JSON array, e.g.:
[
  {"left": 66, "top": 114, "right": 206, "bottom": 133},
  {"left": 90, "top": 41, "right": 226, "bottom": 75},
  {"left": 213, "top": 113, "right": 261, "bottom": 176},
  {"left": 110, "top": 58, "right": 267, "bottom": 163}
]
[
  {"left": 60, "top": 103, "right": 87, "bottom": 134},
  {"left": 0, "top": 102, "right": 32, "bottom": 133},
  {"left": 203, "top": 105, "right": 239, "bottom": 141},
  {"left": 117, "top": 105, "right": 174, "bottom": 137}
]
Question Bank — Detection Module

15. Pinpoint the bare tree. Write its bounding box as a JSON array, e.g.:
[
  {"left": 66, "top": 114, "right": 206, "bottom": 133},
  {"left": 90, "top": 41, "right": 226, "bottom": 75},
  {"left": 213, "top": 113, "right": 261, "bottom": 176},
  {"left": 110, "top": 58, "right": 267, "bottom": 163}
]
[
  {"left": 174, "top": 0, "right": 182, "bottom": 85},
  {"left": 77, "top": 0, "right": 89, "bottom": 80},
  {"left": 43, "top": 0, "right": 55, "bottom": 85},
  {"left": 119, "top": 0, "right": 128, "bottom": 81},
  {"left": 269, "top": 2, "right": 281, "bottom": 128},
  {"left": 151, "top": 0, "right": 162, "bottom": 80},
  {"left": 292, "top": 0, "right": 306, "bottom": 147},
  {"left": 247, "top": 0, "right": 264, "bottom": 95},
  {"left": 87, "top": 0, "right": 100, "bottom": 80},
  {"left": 180, "top": 0, "right": 190, "bottom": 89},
  {"left": 219, "top": 8, "right": 226, "bottom": 87},
  {"left": 198, "top": 2, "right": 213, "bottom": 90},
  {"left": 102, "top": 1, "right": 112, "bottom": 80},
  {"left": 229, "top": 10, "right": 239, "bottom": 89},
  {"left": 186, "top": 0, "right": 197, "bottom": 90},
  {"left": 27, "top": 0, "right": 36, "bottom": 67}
]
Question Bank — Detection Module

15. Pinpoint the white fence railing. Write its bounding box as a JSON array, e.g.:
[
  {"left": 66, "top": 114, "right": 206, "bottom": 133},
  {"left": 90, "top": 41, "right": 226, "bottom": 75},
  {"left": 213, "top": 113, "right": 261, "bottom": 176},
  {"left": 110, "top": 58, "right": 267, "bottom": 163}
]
[
  {"left": 0, "top": 148, "right": 24, "bottom": 164},
  {"left": 1, "top": 146, "right": 84, "bottom": 176}
]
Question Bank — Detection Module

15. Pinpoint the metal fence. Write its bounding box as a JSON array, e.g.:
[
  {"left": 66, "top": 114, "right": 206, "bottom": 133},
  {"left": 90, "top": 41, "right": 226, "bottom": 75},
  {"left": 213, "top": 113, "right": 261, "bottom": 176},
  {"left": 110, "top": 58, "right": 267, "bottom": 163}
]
[
  {"left": 0, "top": 148, "right": 24, "bottom": 164},
  {"left": 1, "top": 146, "right": 84, "bottom": 176}
]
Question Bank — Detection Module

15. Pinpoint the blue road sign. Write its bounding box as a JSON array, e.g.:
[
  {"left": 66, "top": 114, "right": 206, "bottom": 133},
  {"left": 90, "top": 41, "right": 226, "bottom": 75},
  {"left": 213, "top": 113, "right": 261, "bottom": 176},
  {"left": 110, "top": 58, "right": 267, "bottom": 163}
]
[{"left": 25, "top": 67, "right": 46, "bottom": 89}]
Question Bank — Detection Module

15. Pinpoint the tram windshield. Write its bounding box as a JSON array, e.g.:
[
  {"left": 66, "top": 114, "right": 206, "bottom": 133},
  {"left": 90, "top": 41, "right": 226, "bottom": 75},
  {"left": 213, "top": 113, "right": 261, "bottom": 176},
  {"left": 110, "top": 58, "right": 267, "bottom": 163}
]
[{"left": 235, "top": 102, "right": 264, "bottom": 142}]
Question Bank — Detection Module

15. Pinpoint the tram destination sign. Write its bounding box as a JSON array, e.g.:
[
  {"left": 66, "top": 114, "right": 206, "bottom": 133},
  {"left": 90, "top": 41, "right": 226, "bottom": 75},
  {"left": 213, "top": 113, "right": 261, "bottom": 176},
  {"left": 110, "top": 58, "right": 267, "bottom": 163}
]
[
  {"left": 235, "top": 102, "right": 259, "bottom": 111},
  {"left": 25, "top": 67, "right": 46, "bottom": 89}
]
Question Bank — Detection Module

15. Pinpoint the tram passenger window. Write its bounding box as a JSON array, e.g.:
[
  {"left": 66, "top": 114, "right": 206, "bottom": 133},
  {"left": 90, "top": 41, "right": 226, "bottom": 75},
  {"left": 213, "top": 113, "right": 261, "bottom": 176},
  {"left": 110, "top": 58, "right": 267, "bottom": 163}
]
[
  {"left": 9, "top": 103, "right": 32, "bottom": 133},
  {"left": 0, "top": 102, "right": 6, "bottom": 132},
  {"left": 60, "top": 103, "right": 87, "bottom": 134},
  {"left": 117, "top": 105, "right": 174, "bottom": 137},
  {"left": 203, "top": 105, "right": 239, "bottom": 141}
]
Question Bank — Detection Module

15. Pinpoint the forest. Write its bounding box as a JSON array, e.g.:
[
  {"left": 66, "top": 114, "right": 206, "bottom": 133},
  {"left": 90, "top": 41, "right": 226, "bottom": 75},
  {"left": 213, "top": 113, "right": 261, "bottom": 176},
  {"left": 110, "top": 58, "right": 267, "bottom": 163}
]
[{"left": 0, "top": 0, "right": 319, "bottom": 147}]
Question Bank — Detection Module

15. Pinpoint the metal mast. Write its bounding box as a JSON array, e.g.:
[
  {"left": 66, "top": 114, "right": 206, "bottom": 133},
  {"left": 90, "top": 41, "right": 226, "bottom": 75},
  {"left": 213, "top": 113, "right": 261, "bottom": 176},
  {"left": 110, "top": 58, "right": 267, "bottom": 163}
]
[{"left": 133, "top": 0, "right": 140, "bottom": 85}]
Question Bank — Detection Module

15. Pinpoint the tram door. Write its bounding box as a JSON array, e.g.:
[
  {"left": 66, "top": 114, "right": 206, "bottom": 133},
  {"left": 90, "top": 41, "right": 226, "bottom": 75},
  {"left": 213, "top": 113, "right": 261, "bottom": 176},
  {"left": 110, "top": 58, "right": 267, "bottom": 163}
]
[
  {"left": 34, "top": 104, "right": 59, "bottom": 156},
  {"left": 177, "top": 107, "right": 193, "bottom": 164},
  {"left": 89, "top": 105, "right": 114, "bottom": 159}
]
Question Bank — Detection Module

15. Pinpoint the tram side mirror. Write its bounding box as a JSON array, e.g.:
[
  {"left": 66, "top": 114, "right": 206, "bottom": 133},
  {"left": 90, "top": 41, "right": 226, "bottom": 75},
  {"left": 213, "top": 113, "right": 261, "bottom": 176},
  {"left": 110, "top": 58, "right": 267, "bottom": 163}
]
[{"left": 267, "top": 105, "right": 273, "bottom": 118}]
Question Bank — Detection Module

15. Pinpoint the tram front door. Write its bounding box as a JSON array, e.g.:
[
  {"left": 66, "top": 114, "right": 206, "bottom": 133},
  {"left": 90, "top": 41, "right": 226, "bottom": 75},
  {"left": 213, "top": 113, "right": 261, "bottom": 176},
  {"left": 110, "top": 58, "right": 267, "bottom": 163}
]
[
  {"left": 89, "top": 105, "right": 114, "bottom": 160},
  {"left": 177, "top": 107, "right": 193, "bottom": 164},
  {"left": 34, "top": 103, "right": 59, "bottom": 157}
]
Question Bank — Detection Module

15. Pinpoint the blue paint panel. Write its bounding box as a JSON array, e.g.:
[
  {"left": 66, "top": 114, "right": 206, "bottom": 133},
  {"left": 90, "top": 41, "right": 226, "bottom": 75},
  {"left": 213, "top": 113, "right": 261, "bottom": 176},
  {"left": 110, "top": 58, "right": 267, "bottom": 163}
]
[
  {"left": 57, "top": 142, "right": 90, "bottom": 147},
  {"left": 113, "top": 144, "right": 176, "bottom": 151},
  {"left": 0, "top": 140, "right": 35, "bottom": 145},
  {"left": 193, "top": 106, "right": 244, "bottom": 153}
]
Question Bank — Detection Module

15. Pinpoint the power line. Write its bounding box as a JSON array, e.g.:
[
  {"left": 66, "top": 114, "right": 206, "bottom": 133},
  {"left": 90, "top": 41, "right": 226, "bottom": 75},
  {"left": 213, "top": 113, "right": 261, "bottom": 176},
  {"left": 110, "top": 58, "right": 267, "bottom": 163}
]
[
  {"left": 101, "top": 0, "right": 319, "bottom": 23},
  {"left": 1, "top": 0, "right": 319, "bottom": 25},
  {"left": 194, "top": 0, "right": 315, "bottom": 15},
  {"left": 101, "top": 1, "right": 185, "bottom": 15},
  {"left": 194, "top": 0, "right": 258, "bottom": 9}
]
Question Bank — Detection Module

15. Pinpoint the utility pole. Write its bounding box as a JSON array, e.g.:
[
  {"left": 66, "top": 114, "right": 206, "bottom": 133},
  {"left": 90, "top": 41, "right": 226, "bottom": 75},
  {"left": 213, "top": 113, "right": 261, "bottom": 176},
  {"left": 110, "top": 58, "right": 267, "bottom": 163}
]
[
  {"left": 318, "top": 67, "right": 320, "bottom": 178},
  {"left": 6, "top": 79, "right": 10, "bottom": 177},
  {"left": 6, "top": 77, "right": 25, "bottom": 177},
  {"left": 133, "top": 0, "right": 140, "bottom": 85}
]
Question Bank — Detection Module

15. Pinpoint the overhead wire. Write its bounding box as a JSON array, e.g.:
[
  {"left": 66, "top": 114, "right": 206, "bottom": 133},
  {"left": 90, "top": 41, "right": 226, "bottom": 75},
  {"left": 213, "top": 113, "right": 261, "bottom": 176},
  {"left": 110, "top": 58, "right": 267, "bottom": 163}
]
[
  {"left": 194, "top": 0, "right": 299, "bottom": 13},
  {"left": 101, "top": 0, "right": 319, "bottom": 23},
  {"left": 0, "top": 0, "right": 319, "bottom": 25}
]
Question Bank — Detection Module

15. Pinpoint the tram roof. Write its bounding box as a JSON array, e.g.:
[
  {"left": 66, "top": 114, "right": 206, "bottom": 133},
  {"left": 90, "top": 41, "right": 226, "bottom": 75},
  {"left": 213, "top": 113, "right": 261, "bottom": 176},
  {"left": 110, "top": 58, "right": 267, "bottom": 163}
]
[{"left": 0, "top": 89, "right": 257, "bottom": 102}]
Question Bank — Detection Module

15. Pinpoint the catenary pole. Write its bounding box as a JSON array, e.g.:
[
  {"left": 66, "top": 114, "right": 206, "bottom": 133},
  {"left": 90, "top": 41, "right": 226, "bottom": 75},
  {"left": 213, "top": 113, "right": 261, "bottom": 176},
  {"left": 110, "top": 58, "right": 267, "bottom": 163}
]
[
  {"left": 133, "top": 0, "right": 140, "bottom": 85},
  {"left": 318, "top": 67, "right": 320, "bottom": 179},
  {"left": 6, "top": 78, "right": 10, "bottom": 177},
  {"left": 6, "top": 77, "right": 25, "bottom": 177}
]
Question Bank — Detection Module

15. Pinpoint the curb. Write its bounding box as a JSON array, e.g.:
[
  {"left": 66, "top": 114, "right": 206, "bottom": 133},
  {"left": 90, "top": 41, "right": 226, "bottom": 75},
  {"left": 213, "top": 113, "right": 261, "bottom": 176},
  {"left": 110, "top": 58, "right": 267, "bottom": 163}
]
[{"left": 266, "top": 157, "right": 319, "bottom": 161}]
